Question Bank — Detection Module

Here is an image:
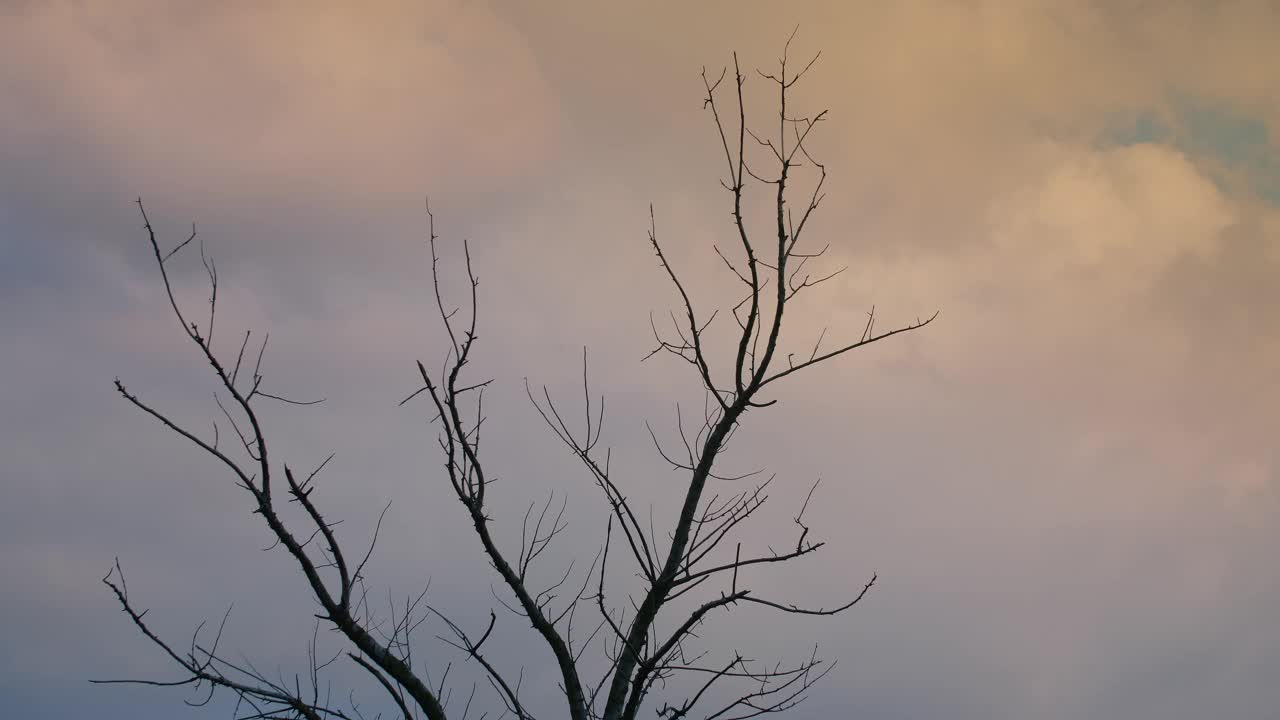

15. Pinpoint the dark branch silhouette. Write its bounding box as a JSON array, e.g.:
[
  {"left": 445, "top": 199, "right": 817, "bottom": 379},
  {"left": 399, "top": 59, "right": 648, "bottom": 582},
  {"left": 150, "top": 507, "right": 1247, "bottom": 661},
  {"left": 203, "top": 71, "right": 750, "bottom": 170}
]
[{"left": 103, "top": 37, "right": 934, "bottom": 720}]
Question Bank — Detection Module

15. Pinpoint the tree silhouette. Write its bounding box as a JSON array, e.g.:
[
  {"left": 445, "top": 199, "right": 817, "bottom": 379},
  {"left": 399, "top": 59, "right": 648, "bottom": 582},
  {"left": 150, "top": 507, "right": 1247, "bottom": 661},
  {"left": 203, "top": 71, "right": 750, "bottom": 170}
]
[{"left": 99, "top": 38, "right": 935, "bottom": 720}]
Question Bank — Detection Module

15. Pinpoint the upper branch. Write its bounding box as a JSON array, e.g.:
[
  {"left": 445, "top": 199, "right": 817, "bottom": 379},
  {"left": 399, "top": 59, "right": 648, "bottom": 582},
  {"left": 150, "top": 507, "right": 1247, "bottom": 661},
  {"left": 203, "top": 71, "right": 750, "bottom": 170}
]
[
  {"left": 607, "top": 36, "right": 935, "bottom": 720},
  {"left": 118, "top": 202, "right": 450, "bottom": 720},
  {"left": 415, "top": 206, "right": 590, "bottom": 720}
]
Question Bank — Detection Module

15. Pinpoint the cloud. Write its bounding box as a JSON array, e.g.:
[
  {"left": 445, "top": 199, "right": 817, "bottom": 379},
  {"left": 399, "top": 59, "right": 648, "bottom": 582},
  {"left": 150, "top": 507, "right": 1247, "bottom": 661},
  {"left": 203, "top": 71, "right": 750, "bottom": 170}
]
[
  {"left": 4, "top": 2, "right": 1280, "bottom": 719},
  {"left": 1, "top": 0, "right": 562, "bottom": 201}
]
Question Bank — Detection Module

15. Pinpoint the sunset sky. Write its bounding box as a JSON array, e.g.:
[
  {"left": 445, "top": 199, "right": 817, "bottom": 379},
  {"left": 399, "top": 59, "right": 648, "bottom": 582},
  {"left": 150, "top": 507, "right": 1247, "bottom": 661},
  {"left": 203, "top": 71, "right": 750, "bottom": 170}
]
[{"left": 3, "top": 2, "right": 1278, "bottom": 719}]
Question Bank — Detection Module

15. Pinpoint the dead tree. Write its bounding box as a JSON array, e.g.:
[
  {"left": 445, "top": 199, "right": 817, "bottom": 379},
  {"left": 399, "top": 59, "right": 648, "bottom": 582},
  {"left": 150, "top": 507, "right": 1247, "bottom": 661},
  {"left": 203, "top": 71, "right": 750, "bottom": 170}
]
[{"left": 99, "top": 39, "right": 935, "bottom": 720}]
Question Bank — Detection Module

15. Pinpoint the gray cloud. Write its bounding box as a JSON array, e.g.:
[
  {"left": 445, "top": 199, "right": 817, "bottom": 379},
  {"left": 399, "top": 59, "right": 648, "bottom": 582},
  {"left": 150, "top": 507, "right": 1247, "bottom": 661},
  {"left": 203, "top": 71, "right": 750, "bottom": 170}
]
[{"left": 3, "top": 1, "right": 1279, "bottom": 719}]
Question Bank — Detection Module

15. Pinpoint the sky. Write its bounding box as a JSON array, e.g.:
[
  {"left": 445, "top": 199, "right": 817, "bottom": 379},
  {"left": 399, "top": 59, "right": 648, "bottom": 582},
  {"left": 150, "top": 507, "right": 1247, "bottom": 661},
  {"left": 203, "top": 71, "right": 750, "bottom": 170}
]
[{"left": 2, "top": 1, "right": 1279, "bottom": 718}]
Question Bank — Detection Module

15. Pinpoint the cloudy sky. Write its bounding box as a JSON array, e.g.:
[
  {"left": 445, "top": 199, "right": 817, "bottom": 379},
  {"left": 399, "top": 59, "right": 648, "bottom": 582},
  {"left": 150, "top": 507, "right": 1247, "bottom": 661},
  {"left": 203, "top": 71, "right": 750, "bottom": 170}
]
[{"left": 3, "top": 1, "right": 1279, "bottom": 718}]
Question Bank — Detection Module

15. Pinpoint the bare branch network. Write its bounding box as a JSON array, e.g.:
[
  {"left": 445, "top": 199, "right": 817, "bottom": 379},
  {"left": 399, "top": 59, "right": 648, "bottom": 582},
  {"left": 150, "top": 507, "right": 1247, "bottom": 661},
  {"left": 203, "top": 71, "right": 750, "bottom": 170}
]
[{"left": 101, "top": 40, "right": 935, "bottom": 720}]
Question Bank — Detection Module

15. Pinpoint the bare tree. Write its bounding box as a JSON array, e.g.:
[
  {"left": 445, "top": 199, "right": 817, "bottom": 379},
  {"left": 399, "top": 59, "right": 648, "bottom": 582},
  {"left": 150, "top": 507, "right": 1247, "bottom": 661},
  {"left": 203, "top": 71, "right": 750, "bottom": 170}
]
[{"left": 99, "top": 39, "right": 935, "bottom": 720}]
